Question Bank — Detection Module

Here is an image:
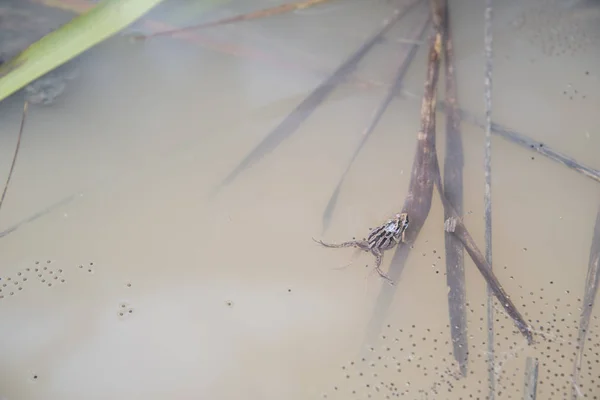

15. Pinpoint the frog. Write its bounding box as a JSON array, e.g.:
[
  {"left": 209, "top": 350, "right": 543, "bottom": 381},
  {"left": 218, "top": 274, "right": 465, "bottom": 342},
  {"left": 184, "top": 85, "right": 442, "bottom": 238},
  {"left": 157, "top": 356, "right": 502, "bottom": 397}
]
[{"left": 313, "top": 212, "right": 410, "bottom": 284}]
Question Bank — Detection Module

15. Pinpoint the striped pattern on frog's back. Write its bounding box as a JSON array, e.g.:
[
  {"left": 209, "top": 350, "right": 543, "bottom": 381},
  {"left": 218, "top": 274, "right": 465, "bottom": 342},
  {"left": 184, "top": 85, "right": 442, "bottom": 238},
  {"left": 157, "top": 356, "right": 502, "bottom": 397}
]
[{"left": 367, "top": 213, "right": 409, "bottom": 251}]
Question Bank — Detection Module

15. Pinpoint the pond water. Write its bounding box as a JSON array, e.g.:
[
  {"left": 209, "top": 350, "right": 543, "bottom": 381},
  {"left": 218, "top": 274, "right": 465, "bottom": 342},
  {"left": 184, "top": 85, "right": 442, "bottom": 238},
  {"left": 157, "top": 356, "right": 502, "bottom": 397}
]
[{"left": 0, "top": 0, "right": 599, "bottom": 399}]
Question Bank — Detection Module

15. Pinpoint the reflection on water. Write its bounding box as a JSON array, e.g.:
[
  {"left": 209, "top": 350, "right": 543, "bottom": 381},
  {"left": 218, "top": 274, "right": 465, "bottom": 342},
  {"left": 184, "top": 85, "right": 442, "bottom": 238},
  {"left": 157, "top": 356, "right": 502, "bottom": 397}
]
[{"left": 0, "top": 0, "right": 599, "bottom": 399}]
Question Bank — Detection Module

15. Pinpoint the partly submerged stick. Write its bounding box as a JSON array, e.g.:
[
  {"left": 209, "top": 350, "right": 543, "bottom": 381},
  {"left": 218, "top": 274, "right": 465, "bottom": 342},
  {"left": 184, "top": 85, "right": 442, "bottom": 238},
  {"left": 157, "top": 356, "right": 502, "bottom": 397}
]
[
  {"left": 0, "top": 101, "right": 28, "bottom": 222},
  {"left": 571, "top": 205, "right": 600, "bottom": 400},
  {"left": 441, "top": 2, "right": 468, "bottom": 377},
  {"left": 214, "top": 0, "right": 423, "bottom": 192},
  {"left": 321, "top": 7, "right": 430, "bottom": 232},
  {"left": 139, "top": 0, "right": 333, "bottom": 39},
  {"left": 364, "top": 0, "right": 443, "bottom": 349},
  {"left": 483, "top": 0, "right": 496, "bottom": 396}
]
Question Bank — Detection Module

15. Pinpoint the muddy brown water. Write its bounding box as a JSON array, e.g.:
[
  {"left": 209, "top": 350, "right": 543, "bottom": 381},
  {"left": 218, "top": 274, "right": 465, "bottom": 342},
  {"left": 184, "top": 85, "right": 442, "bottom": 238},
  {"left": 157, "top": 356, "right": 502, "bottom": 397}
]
[{"left": 0, "top": 0, "right": 599, "bottom": 399}]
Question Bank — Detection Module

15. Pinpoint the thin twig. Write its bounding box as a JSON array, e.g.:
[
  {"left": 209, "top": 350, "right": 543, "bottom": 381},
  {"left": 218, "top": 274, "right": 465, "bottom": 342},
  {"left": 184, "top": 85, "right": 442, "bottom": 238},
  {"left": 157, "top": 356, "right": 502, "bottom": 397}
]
[
  {"left": 213, "top": 0, "right": 423, "bottom": 193},
  {"left": 441, "top": 1, "right": 468, "bottom": 377},
  {"left": 138, "top": 0, "right": 333, "bottom": 39},
  {"left": 363, "top": 0, "right": 444, "bottom": 351},
  {"left": 571, "top": 205, "right": 600, "bottom": 400},
  {"left": 524, "top": 357, "right": 539, "bottom": 400},
  {"left": 483, "top": 0, "right": 495, "bottom": 397},
  {"left": 321, "top": 5, "right": 430, "bottom": 232},
  {"left": 0, "top": 101, "right": 28, "bottom": 222}
]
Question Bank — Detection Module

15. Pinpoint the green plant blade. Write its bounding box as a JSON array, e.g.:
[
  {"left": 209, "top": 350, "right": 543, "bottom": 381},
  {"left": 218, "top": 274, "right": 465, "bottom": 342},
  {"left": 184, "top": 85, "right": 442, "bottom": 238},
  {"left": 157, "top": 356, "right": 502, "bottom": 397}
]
[{"left": 0, "top": 0, "right": 166, "bottom": 103}]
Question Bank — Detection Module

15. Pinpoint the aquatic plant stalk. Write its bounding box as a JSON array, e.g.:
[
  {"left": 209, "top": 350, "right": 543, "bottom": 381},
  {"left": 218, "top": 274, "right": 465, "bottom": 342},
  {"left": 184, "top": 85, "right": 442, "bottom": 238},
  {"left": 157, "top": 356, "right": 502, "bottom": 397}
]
[
  {"left": 441, "top": 2, "right": 468, "bottom": 377},
  {"left": 321, "top": 5, "right": 430, "bottom": 232},
  {"left": 0, "top": 0, "right": 166, "bottom": 103},
  {"left": 214, "top": 0, "right": 424, "bottom": 192},
  {"left": 483, "top": 0, "right": 496, "bottom": 396}
]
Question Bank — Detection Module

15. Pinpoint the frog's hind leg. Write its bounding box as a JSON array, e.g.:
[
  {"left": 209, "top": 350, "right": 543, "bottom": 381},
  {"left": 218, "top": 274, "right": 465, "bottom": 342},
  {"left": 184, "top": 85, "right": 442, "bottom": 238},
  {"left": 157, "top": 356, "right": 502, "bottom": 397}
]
[
  {"left": 312, "top": 238, "right": 369, "bottom": 251},
  {"left": 372, "top": 250, "right": 394, "bottom": 285},
  {"left": 313, "top": 238, "right": 370, "bottom": 272}
]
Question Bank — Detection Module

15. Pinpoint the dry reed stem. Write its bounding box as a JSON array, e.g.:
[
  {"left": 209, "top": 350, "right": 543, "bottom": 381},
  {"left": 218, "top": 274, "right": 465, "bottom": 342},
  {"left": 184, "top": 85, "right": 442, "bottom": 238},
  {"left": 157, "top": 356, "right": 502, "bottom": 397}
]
[
  {"left": 441, "top": 0, "right": 468, "bottom": 377},
  {"left": 436, "top": 178, "right": 534, "bottom": 344},
  {"left": 363, "top": 0, "right": 443, "bottom": 350}
]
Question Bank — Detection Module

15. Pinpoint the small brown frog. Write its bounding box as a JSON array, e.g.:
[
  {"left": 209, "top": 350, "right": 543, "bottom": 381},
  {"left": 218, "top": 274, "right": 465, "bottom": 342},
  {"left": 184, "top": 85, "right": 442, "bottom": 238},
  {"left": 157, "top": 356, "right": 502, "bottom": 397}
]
[{"left": 313, "top": 212, "right": 409, "bottom": 284}]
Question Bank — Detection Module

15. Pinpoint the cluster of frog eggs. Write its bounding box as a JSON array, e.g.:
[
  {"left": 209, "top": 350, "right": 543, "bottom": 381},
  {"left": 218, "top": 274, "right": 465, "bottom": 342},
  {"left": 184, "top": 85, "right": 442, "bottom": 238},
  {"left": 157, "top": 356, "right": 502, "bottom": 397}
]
[
  {"left": 1, "top": 260, "right": 136, "bottom": 320},
  {"left": 0, "top": 260, "right": 97, "bottom": 300},
  {"left": 320, "top": 282, "right": 600, "bottom": 400}
]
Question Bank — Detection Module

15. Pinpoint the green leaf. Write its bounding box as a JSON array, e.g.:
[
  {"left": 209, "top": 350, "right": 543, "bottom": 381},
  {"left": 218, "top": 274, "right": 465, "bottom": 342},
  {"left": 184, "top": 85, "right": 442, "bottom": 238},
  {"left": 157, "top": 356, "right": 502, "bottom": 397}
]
[{"left": 0, "top": 0, "right": 166, "bottom": 103}]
